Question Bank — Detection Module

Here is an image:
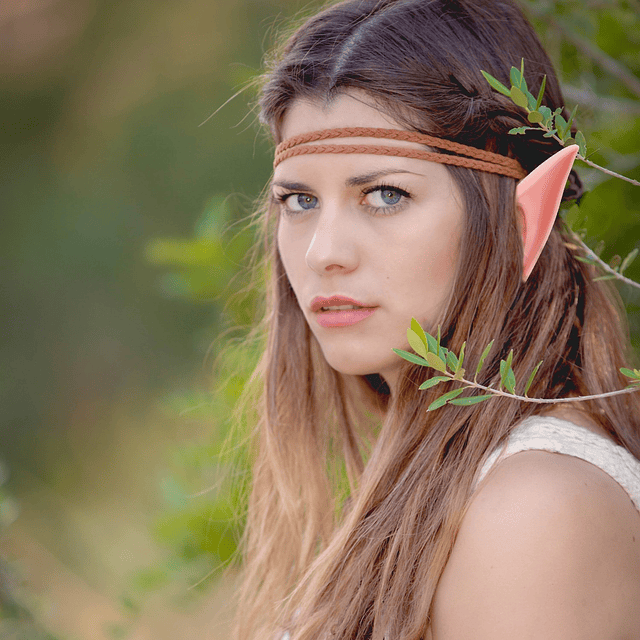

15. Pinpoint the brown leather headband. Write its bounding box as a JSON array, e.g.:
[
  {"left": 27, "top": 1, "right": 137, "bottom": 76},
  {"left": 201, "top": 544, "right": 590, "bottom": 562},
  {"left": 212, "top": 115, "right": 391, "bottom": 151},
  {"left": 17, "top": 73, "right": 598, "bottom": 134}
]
[{"left": 274, "top": 127, "right": 527, "bottom": 180}]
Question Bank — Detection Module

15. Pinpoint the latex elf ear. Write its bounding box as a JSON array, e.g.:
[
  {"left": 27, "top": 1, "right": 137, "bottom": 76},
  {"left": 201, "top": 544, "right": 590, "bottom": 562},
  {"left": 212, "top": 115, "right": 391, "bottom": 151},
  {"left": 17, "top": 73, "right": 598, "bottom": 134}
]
[{"left": 517, "top": 144, "right": 579, "bottom": 281}]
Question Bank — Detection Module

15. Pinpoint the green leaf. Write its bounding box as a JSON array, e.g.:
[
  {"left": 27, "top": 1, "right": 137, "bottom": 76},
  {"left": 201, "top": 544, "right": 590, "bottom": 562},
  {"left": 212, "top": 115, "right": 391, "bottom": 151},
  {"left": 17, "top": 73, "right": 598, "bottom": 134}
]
[
  {"left": 620, "top": 367, "right": 640, "bottom": 379},
  {"left": 527, "top": 111, "right": 543, "bottom": 124},
  {"left": 457, "top": 342, "right": 466, "bottom": 372},
  {"left": 543, "top": 129, "right": 558, "bottom": 138},
  {"left": 475, "top": 340, "right": 494, "bottom": 381},
  {"left": 449, "top": 394, "right": 494, "bottom": 406},
  {"left": 425, "top": 332, "right": 438, "bottom": 354},
  {"left": 427, "top": 387, "right": 465, "bottom": 411},
  {"left": 593, "top": 275, "right": 618, "bottom": 282},
  {"left": 509, "top": 126, "right": 531, "bottom": 135},
  {"left": 480, "top": 70, "right": 511, "bottom": 96},
  {"left": 505, "top": 349, "right": 514, "bottom": 373},
  {"left": 505, "top": 368, "right": 517, "bottom": 394},
  {"left": 525, "top": 89, "right": 537, "bottom": 111},
  {"left": 555, "top": 113, "right": 568, "bottom": 138},
  {"left": 620, "top": 248, "right": 639, "bottom": 274},
  {"left": 393, "top": 348, "right": 429, "bottom": 367},
  {"left": 500, "top": 350, "right": 516, "bottom": 393},
  {"left": 564, "top": 137, "right": 576, "bottom": 146},
  {"left": 535, "top": 75, "right": 547, "bottom": 110},
  {"left": 504, "top": 349, "right": 516, "bottom": 393},
  {"left": 436, "top": 325, "right": 442, "bottom": 358},
  {"left": 610, "top": 255, "right": 622, "bottom": 270},
  {"left": 575, "top": 130, "right": 587, "bottom": 156},
  {"left": 411, "top": 318, "right": 428, "bottom": 348},
  {"left": 538, "top": 105, "right": 552, "bottom": 118},
  {"left": 539, "top": 105, "right": 553, "bottom": 127},
  {"left": 408, "top": 328, "right": 429, "bottom": 360},
  {"left": 574, "top": 255, "right": 595, "bottom": 264},
  {"left": 510, "top": 65, "right": 526, "bottom": 92},
  {"left": 419, "top": 376, "right": 449, "bottom": 390},
  {"left": 446, "top": 350, "right": 459, "bottom": 372},
  {"left": 524, "top": 360, "right": 543, "bottom": 396},
  {"left": 510, "top": 86, "right": 529, "bottom": 108},
  {"left": 425, "top": 352, "right": 447, "bottom": 373}
]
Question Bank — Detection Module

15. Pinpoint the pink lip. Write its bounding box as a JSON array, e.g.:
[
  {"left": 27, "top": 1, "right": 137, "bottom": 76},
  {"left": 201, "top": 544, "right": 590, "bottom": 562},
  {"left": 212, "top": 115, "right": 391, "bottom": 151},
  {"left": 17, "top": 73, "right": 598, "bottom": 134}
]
[{"left": 310, "top": 296, "right": 378, "bottom": 328}]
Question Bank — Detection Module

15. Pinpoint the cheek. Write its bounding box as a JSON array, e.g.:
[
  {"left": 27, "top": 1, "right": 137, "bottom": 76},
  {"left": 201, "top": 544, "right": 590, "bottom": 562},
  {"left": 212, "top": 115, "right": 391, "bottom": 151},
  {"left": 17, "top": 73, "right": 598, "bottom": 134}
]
[
  {"left": 277, "top": 223, "right": 304, "bottom": 291},
  {"left": 395, "top": 218, "right": 462, "bottom": 292}
]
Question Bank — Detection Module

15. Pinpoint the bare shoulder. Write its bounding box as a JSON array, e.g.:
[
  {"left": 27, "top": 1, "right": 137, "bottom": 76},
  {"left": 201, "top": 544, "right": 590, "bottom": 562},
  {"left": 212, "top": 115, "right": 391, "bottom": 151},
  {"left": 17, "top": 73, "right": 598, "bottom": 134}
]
[{"left": 430, "top": 450, "right": 640, "bottom": 640}]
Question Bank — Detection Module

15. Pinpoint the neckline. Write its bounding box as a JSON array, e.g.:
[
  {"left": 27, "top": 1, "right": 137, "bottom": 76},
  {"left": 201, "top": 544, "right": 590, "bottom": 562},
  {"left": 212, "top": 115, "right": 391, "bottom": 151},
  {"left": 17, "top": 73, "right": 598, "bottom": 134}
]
[{"left": 517, "top": 415, "right": 622, "bottom": 450}]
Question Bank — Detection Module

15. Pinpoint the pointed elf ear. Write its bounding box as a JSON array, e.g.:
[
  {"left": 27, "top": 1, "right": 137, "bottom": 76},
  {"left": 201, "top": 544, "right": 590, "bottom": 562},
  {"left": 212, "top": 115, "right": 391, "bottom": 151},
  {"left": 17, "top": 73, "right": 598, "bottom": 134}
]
[{"left": 517, "top": 145, "right": 579, "bottom": 281}]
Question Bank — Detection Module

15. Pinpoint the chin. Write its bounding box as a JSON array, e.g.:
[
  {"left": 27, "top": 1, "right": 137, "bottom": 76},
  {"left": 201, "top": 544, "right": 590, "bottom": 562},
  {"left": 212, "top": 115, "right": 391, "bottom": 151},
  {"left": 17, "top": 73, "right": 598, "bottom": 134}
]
[{"left": 322, "top": 349, "right": 397, "bottom": 379}]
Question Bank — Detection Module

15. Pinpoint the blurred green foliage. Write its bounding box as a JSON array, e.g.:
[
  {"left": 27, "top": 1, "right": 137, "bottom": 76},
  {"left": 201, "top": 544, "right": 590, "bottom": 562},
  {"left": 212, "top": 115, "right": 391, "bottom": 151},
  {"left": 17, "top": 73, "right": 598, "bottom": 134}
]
[
  {"left": 1, "top": 463, "right": 62, "bottom": 638},
  {"left": 0, "top": 0, "right": 638, "bottom": 634}
]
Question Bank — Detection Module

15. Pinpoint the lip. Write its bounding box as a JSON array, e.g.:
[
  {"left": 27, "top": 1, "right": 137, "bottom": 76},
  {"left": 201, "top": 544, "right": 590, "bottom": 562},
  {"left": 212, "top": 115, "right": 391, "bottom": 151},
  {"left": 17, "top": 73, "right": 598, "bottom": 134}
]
[{"left": 310, "top": 295, "right": 378, "bottom": 328}]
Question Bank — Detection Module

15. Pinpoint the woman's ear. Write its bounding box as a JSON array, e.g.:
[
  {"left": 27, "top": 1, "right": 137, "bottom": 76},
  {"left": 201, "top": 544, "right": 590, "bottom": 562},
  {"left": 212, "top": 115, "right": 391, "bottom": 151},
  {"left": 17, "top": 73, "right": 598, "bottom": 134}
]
[{"left": 517, "top": 145, "right": 579, "bottom": 281}]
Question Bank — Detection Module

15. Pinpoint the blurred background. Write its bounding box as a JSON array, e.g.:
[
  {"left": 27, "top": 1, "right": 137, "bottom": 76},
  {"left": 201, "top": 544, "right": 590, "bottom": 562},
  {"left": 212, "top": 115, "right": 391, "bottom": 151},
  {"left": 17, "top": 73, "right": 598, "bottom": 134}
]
[{"left": 0, "top": 0, "right": 639, "bottom": 638}]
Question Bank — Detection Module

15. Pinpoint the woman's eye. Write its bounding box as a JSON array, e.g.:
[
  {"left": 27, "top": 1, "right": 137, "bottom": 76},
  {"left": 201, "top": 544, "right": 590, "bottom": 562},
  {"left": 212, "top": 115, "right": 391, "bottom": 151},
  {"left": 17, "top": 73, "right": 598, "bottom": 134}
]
[
  {"left": 367, "top": 188, "right": 403, "bottom": 207},
  {"left": 363, "top": 186, "right": 410, "bottom": 212},
  {"left": 282, "top": 193, "right": 318, "bottom": 212}
]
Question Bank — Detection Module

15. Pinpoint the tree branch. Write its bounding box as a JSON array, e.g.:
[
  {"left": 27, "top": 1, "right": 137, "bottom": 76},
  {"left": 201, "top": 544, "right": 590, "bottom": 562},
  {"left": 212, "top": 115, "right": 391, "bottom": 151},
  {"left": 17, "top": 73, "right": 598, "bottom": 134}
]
[
  {"left": 439, "top": 374, "right": 640, "bottom": 404},
  {"left": 543, "top": 14, "right": 640, "bottom": 99},
  {"left": 572, "top": 233, "right": 640, "bottom": 291},
  {"left": 562, "top": 85, "right": 640, "bottom": 116}
]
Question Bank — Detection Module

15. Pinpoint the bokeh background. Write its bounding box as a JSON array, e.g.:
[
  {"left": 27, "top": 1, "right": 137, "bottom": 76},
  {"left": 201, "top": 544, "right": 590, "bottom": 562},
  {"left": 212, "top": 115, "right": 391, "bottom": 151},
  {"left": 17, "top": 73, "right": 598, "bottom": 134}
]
[{"left": 1, "top": 0, "right": 639, "bottom": 638}]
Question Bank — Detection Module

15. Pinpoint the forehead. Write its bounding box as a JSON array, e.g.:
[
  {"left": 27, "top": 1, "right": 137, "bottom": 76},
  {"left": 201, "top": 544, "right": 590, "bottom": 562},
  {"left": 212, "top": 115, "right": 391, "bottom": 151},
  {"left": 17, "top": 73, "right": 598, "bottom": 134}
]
[{"left": 280, "top": 92, "right": 407, "bottom": 141}]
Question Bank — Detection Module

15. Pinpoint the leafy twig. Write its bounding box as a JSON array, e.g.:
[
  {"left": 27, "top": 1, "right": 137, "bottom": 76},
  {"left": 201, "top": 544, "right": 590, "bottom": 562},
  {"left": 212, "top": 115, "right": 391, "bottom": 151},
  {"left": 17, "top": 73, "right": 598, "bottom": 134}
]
[
  {"left": 570, "top": 233, "right": 640, "bottom": 291},
  {"left": 481, "top": 63, "right": 640, "bottom": 187},
  {"left": 395, "top": 319, "right": 640, "bottom": 411},
  {"left": 421, "top": 368, "right": 640, "bottom": 406}
]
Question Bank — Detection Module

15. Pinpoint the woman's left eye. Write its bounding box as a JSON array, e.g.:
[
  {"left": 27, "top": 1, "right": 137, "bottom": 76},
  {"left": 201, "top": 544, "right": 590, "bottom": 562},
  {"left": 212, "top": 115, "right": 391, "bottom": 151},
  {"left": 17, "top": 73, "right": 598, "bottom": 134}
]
[{"left": 362, "top": 185, "right": 410, "bottom": 213}]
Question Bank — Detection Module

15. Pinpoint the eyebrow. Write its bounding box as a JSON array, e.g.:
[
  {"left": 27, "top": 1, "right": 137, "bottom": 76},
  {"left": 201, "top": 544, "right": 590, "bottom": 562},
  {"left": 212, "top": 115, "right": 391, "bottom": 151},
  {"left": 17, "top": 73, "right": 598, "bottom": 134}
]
[{"left": 270, "top": 169, "right": 424, "bottom": 192}]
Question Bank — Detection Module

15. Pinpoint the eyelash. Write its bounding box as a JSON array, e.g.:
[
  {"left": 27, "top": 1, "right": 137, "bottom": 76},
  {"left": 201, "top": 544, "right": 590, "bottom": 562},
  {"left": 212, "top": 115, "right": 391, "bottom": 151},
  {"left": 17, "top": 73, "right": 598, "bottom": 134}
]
[{"left": 273, "top": 183, "right": 413, "bottom": 217}]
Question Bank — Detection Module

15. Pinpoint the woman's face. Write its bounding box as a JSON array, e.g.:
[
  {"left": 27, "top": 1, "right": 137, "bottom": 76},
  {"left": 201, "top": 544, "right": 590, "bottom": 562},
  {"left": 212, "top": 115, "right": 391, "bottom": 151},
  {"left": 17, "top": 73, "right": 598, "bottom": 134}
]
[{"left": 273, "top": 92, "right": 465, "bottom": 393}]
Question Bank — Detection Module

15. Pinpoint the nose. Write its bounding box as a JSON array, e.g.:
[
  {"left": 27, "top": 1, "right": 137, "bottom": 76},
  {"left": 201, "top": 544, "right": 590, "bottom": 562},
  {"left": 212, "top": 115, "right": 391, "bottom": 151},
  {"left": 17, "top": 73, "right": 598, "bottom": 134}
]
[{"left": 305, "top": 201, "right": 359, "bottom": 275}]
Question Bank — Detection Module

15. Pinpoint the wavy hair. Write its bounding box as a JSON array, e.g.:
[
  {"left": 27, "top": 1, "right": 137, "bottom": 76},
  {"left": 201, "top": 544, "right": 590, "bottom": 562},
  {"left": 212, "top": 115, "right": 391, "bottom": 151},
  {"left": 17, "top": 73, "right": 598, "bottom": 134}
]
[{"left": 234, "top": 1, "right": 640, "bottom": 638}]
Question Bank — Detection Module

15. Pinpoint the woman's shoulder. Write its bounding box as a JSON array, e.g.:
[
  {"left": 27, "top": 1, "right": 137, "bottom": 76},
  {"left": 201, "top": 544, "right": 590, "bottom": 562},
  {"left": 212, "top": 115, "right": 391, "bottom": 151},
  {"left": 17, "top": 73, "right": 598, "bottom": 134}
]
[
  {"left": 477, "top": 413, "right": 640, "bottom": 512},
  {"left": 430, "top": 417, "right": 640, "bottom": 640}
]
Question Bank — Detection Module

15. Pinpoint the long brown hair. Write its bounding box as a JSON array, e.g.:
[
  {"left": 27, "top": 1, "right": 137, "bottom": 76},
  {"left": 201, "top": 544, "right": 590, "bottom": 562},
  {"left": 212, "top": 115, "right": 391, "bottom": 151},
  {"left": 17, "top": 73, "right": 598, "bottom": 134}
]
[{"left": 234, "top": 1, "right": 640, "bottom": 638}]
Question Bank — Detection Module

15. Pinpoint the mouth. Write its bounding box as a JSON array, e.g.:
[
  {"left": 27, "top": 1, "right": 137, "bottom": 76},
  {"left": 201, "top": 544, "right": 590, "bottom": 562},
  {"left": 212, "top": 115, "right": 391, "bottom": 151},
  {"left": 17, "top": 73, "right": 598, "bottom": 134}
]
[
  {"left": 310, "top": 296, "right": 375, "bottom": 313},
  {"left": 310, "top": 296, "right": 378, "bottom": 328}
]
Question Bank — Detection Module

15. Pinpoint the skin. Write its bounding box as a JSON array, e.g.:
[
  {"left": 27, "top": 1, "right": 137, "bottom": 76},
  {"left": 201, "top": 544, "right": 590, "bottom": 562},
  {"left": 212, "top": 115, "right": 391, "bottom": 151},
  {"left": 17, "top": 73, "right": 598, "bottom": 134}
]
[
  {"left": 430, "top": 450, "right": 640, "bottom": 639},
  {"left": 273, "top": 91, "right": 464, "bottom": 394}
]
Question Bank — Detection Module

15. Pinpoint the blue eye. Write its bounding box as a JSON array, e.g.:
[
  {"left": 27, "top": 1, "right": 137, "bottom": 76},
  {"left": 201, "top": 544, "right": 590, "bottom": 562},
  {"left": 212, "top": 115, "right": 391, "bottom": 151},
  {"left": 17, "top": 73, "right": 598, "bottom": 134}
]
[
  {"left": 283, "top": 193, "right": 318, "bottom": 211},
  {"left": 379, "top": 189, "right": 402, "bottom": 205},
  {"left": 363, "top": 185, "right": 411, "bottom": 214}
]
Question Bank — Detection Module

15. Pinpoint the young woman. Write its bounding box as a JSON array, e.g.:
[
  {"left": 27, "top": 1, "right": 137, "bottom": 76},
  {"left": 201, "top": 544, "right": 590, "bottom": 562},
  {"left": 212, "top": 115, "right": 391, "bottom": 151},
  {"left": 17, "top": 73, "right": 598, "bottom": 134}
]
[{"left": 233, "top": 1, "right": 640, "bottom": 638}]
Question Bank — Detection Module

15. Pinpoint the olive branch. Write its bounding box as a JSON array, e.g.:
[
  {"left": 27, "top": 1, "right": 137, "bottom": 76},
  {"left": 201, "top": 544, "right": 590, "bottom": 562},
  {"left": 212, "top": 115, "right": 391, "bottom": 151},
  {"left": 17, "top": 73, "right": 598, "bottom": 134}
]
[
  {"left": 393, "top": 319, "right": 640, "bottom": 411},
  {"left": 481, "top": 60, "right": 640, "bottom": 187},
  {"left": 481, "top": 60, "right": 640, "bottom": 292}
]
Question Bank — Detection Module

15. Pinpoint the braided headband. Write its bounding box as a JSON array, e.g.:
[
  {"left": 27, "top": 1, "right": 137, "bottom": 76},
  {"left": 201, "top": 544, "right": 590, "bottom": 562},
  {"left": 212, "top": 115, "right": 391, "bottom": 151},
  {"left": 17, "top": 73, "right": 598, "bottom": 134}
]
[{"left": 274, "top": 127, "right": 527, "bottom": 180}]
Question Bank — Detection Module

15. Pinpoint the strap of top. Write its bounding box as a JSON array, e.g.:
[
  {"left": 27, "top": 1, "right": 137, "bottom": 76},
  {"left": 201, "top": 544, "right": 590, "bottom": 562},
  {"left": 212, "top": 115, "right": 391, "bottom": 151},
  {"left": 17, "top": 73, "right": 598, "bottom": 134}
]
[{"left": 477, "top": 416, "right": 640, "bottom": 513}]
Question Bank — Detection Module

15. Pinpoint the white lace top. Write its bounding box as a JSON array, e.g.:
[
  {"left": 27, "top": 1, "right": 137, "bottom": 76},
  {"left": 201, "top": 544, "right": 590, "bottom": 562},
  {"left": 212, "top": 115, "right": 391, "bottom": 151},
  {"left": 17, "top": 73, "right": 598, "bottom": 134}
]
[{"left": 477, "top": 415, "right": 640, "bottom": 512}]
